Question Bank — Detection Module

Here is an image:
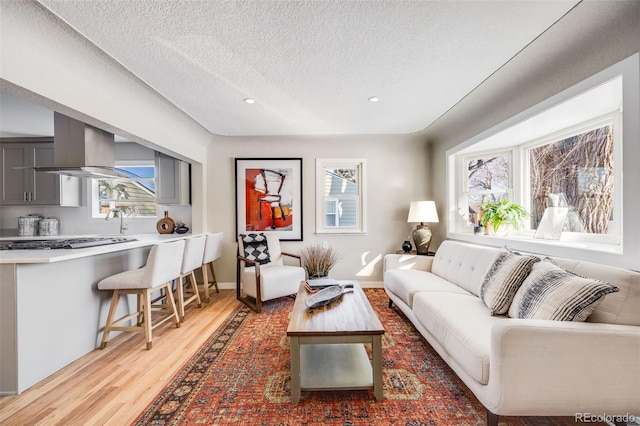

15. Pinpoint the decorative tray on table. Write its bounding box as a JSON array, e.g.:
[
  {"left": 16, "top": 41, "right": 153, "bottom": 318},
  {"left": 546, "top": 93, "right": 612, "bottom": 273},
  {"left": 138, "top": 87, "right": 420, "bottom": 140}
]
[{"left": 305, "top": 285, "right": 345, "bottom": 309}]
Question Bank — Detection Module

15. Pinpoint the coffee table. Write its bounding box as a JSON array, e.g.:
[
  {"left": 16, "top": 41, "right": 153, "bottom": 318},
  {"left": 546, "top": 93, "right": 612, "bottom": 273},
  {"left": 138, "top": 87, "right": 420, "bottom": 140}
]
[{"left": 287, "top": 280, "right": 385, "bottom": 403}]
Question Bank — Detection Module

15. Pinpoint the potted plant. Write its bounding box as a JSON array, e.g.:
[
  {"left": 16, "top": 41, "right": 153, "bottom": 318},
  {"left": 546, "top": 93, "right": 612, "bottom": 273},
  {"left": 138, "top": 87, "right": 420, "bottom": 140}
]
[
  {"left": 300, "top": 244, "right": 340, "bottom": 278},
  {"left": 480, "top": 200, "right": 530, "bottom": 236}
]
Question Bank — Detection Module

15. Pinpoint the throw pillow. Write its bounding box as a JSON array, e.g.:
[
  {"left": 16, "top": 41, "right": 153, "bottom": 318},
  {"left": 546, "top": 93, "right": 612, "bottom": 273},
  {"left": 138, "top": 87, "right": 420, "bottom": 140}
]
[
  {"left": 480, "top": 250, "right": 540, "bottom": 315},
  {"left": 508, "top": 258, "right": 619, "bottom": 321},
  {"left": 240, "top": 233, "right": 271, "bottom": 264}
]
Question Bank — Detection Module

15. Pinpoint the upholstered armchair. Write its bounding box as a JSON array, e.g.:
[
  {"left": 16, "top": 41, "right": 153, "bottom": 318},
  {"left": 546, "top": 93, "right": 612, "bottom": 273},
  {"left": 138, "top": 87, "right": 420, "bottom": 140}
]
[{"left": 236, "top": 233, "right": 305, "bottom": 313}]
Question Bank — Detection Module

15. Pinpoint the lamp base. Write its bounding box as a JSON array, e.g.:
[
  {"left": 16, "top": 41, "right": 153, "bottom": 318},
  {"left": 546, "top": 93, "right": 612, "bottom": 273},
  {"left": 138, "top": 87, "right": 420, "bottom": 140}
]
[{"left": 412, "top": 224, "right": 432, "bottom": 255}]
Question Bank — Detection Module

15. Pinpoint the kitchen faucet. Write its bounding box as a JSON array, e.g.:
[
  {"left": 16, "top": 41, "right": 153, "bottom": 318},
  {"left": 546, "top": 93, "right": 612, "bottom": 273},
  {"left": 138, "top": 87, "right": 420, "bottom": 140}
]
[{"left": 105, "top": 208, "right": 129, "bottom": 235}]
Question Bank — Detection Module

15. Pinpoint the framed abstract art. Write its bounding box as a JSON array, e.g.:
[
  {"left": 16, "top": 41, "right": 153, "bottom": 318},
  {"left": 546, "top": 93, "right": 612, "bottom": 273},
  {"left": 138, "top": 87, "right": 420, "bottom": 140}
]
[{"left": 235, "top": 158, "right": 303, "bottom": 241}]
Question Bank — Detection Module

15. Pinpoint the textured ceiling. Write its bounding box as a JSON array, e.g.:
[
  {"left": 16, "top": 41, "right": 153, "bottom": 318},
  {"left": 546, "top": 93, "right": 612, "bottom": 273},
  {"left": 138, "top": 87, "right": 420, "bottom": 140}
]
[{"left": 12, "top": 0, "right": 580, "bottom": 136}]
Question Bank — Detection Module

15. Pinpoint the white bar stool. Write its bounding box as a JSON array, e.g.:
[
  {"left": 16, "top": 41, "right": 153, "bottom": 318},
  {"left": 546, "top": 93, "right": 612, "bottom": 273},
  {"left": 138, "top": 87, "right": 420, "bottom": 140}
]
[
  {"left": 175, "top": 235, "right": 206, "bottom": 321},
  {"left": 199, "top": 232, "right": 223, "bottom": 302},
  {"left": 98, "top": 239, "right": 185, "bottom": 350}
]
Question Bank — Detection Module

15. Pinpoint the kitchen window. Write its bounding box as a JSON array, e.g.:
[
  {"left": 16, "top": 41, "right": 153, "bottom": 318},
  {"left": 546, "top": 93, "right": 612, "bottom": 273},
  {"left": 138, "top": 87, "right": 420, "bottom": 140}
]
[
  {"left": 316, "top": 158, "right": 367, "bottom": 234},
  {"left": 91, "top": 162, "right": 157, "bottom": 218}
]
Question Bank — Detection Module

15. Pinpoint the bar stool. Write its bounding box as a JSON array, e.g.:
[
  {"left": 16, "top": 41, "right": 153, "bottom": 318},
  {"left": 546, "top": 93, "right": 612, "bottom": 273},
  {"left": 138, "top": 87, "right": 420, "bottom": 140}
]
[
  {"left": 98, "top": 239, "right": 185, "bottom": 350},
  {"left": 199, "top": 232, "right": 223, "bottom": 302},
  {"left": 175, "top": 235, "right": 206, "bottom": 321}
]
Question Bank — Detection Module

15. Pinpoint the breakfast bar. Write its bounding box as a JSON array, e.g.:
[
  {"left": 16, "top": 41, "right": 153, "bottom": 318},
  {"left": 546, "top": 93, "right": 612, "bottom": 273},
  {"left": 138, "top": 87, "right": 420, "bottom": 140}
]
[{"left": 0, "top": 234, "right": 192, "bottom": 395}]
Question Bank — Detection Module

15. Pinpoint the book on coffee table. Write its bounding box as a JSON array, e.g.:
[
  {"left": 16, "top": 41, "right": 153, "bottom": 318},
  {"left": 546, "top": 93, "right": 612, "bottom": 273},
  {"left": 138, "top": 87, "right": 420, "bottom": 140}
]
[{"left": 305, "top": 277, "right": 341, "bottom": 290}]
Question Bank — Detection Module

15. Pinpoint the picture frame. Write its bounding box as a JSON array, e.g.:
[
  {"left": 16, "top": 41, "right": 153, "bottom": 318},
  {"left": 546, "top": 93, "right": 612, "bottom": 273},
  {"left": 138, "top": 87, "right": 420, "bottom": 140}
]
[{"left": 235, "top": 158, "right": 303, "bottom": 241}]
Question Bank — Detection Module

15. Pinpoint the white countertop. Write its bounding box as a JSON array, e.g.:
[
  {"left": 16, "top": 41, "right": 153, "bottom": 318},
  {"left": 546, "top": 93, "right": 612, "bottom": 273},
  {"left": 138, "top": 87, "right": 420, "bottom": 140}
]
[{"left": 0, "top": 233, "right": 199, "bottom": 264}]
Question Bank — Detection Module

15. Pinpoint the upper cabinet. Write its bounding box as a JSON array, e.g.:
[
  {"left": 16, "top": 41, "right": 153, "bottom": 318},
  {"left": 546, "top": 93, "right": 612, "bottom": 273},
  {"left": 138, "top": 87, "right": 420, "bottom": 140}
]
[
  {"left": 0, "top": 141, "right": 81, "bottom": 206},
  {"left": 155, "top": 151, "right": 190, "bottom": 205}
]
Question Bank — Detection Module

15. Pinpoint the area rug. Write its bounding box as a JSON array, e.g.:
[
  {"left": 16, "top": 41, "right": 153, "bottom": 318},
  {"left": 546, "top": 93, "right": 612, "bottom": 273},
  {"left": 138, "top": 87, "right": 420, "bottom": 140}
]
[{"left": 135, "top": 289, "right": 582, "bottom": 425}]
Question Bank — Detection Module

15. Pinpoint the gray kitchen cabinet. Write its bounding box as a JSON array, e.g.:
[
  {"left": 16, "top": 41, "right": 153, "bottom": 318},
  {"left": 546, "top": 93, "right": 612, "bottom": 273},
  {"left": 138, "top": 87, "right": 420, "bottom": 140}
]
[
  {"left": 0, "top": 141, "right": 81, "bottom": 206},
  {"left": 155, "top": 151, "right": 190, "bottom": 205}
]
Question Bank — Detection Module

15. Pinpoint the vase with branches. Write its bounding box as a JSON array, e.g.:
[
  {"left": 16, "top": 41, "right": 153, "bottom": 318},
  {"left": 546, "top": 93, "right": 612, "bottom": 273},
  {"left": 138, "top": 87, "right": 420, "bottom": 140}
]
[{"left": 300, "top": 244, "right": 340, "bottom": 278}]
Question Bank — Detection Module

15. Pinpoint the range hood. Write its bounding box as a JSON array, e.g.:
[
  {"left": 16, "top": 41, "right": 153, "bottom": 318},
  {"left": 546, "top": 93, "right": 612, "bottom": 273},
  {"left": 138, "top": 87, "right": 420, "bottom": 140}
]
[{"left": 34, "top": 112, "right": 137, "bottom": 180}]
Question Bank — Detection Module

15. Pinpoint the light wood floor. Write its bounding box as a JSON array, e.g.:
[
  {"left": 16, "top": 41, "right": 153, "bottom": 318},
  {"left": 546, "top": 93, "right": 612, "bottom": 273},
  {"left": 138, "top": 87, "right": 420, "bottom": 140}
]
[{"left": 0, "top": 289, "right": 239, "bottom": 426}]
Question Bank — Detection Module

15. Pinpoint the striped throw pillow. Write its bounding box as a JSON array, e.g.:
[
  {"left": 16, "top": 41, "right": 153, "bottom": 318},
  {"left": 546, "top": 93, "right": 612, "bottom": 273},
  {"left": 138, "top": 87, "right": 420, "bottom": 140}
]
[
  {"left": 480, "top": 250, "right": 540, "bottom": 315},
  {"left": 508, "top": 258, "right": 619, "bottom": 321}
]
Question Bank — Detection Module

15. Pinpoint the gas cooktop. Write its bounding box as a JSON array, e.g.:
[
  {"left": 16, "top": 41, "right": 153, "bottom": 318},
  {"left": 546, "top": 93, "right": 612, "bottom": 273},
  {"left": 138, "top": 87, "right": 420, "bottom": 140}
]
[{"left": 3, "top": 236, "right": 137, "bottom": 250}]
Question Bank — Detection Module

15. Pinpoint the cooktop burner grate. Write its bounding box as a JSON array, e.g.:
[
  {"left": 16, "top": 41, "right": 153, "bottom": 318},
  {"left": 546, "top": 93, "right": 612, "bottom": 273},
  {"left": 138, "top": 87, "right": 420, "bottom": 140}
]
[{"left": 5, "top": 237, "right": 137, "bottom": 250}]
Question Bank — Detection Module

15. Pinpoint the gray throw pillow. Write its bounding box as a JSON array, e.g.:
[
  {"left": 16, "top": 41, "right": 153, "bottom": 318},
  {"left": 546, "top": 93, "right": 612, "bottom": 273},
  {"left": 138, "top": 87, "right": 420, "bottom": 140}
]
[
  {"left": 480, "top": 250, "right": 540, "bottom": 315},
  {"left": 508, "top": 258, "right": 619, "bottom": 321}
]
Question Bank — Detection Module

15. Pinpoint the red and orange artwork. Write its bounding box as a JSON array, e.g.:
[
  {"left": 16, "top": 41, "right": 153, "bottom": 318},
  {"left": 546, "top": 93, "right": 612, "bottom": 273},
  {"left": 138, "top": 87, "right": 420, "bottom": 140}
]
[{"left": 244, "top": 168, "right": 293, "bottom": 231}]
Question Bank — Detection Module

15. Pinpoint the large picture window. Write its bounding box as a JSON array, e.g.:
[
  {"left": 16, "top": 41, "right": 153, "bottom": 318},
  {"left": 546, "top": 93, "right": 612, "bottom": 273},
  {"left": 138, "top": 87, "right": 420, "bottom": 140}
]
[
  {"left": 449, "top": 72, "right": 624, "bottom": 248},
  {"left": 527, "top": 122, "right": 615, "bottom": 236}
]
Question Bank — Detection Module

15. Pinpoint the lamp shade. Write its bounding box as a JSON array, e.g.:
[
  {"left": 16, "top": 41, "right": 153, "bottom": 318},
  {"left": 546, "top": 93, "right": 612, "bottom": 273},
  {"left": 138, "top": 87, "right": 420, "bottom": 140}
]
[{"left": 408, "top": 201, "right": 439, "bottom": 223}]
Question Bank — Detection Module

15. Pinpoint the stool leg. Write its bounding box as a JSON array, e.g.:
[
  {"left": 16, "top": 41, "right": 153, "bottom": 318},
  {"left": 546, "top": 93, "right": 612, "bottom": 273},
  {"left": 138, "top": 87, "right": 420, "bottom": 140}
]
[
  {"left": 201, "top": 264, "right": 210, "bottom": 303},
  {"left": 137, "top": 294, "right": 143, "bottom": 325},
  {"left": 143, "top": 289, "right": 153, "bottom": 350},
  {"left": 100, "top": 290, "right": 121, "bottom": 349},
  {"left": 164, "top": 283, "right": 181, "bottom": 328},
  {"left": 175, "top": 276, "right": 185, "bottom": 321},
  {"left": 188, "top": 271, "right": 202, "bottom": 308},
  {"left": 208, "top": 262, "right": 220, "bottom": 294}
]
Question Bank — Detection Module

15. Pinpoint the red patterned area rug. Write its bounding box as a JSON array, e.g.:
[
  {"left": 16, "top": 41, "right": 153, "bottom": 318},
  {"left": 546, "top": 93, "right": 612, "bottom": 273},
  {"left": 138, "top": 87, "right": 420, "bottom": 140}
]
[{"left": 134, "top": 289, "right": 583, "bottom": 425}]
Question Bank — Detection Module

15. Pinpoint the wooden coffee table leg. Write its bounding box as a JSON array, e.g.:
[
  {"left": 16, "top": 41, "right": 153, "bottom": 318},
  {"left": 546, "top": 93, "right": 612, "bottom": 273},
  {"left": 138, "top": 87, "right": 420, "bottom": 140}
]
[
  {"left": 290, "top": 336, "right": 301, "bottom": 403},
  {"left": 372, "top": 334, "right": 383, "bottom": 401}
]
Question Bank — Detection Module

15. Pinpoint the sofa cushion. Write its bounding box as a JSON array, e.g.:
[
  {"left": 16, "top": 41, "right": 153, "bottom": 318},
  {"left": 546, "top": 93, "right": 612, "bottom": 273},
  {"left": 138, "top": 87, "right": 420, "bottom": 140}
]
[
  {"left": 384, "top": 269, "right": 471, "bottom": 308},
  {"left": 413, "top": 292, "right": 508, "bottom": 385},
  {"left": 480, "top": 250, "right": 540, "bottom": 315},
  {"left": 431, "top": 241, "right": 501, "bottom": 296},
  {"left": 509, "top": 259, "right": 620, "bottom": 321}
]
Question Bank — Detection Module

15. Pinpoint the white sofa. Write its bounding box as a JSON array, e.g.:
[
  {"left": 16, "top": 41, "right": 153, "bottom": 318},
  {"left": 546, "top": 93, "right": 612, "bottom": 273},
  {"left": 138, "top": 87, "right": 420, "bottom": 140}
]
[{"left": 383, "top": 240, "right": 640, "bottom": 426}]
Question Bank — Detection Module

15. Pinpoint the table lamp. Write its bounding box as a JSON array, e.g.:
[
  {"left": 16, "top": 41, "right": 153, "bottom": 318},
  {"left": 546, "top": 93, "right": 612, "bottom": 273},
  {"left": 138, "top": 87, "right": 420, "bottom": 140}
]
[{"left": 408, "top": 201, "right": 439, "bottom": 255}]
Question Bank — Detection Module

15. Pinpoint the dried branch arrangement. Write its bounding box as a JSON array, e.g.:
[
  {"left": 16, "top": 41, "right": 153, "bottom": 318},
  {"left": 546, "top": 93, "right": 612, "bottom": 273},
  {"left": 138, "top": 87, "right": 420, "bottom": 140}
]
[{"left": 300, "top": 244, "right": 341, "bottom": 278}]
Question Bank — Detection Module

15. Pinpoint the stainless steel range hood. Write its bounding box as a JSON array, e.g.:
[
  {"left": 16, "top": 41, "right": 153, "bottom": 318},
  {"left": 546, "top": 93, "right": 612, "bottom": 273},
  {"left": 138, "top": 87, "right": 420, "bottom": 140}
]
[{"left": 34, "top": 112, "right": 137, "bottom": 180}]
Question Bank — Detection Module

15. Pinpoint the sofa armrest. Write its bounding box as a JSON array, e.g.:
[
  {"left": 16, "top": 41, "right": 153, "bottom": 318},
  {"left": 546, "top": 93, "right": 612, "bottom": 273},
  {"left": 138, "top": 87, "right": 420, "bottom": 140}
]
[
  {"left": 383, "top": 254, "right": 434, "bottom": 273},
  {"left": 487, "top": 319, "right": 640, "bottom": 414}
]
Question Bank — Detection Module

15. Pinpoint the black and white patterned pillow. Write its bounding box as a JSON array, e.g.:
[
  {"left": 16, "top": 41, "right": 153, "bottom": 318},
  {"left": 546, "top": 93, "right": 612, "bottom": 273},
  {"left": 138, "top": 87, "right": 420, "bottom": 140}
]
[
  {"left": 508, "top": 258, "right": 619, "bottom": 321},
  {"left": 480, "top": 250, "right": 540, "bottom": 315},
  {"left": 240, "top": 233, "right": 271, "bottom": 264}
]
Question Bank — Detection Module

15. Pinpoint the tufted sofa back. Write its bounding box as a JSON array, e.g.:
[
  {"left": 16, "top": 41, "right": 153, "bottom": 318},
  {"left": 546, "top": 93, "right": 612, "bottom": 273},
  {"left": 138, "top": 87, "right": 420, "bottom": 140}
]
[
  {"left": 431, "top": 240, "right": 501, "bottom": 296},
  {"left": 431, "top": 240, "right": 640, "bottom": 326}
]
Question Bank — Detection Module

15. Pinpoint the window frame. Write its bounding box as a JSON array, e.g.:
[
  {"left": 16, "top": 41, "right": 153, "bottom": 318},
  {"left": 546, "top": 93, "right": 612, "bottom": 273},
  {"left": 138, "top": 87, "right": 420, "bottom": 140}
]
[
  {"left": 315, "top": 158, "right": 367, "bottom": 234},
  {"left": 446, "top": 61, "right": 632, "bottom": 257}
]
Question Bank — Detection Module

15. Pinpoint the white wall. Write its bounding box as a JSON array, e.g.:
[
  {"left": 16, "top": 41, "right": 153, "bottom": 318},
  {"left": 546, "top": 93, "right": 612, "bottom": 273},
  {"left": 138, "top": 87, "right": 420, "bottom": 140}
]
[
  {"left": 424, "top": 1, "right": 640, "bottom": 271},
  {"left": 208, "top": 134, "right": 431, "bottom": 285}
]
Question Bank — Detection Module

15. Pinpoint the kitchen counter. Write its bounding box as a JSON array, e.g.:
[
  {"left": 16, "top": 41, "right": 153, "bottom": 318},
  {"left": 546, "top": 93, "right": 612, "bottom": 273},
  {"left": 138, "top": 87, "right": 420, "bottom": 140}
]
[
  {"left": 0, "top": 232, "right": 202, "bottom": 395},
  {"left": 0, "top": 233, "right": 193, "bottom": 264}
]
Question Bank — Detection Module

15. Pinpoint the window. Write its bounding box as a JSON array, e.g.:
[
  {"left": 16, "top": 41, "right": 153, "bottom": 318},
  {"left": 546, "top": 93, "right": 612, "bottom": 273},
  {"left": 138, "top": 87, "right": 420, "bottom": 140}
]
[
  {"left": 316, "top": 158, "right": 367, "bottom": 234},
  {"left": 464, "top": 153, "right": 511, "bottom": 227},
  {"left": 92, "top": 163, "right": 157, "bottom": 218},
  {"left": 449, "top": 73, "right": 624, "bottom": 247},
  {"left": 526, "top": 121, "right": 616, "bottom": 237}
]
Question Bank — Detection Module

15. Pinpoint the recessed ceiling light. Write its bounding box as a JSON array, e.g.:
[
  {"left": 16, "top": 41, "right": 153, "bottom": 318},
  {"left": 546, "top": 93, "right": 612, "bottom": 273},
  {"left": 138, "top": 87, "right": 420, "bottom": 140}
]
[
  {"left": 368, "top": 96, "right": 379, "bottom": 103},
  {"left": 244, "top": 98, "right": 256, "bottom": 104}
]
